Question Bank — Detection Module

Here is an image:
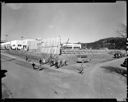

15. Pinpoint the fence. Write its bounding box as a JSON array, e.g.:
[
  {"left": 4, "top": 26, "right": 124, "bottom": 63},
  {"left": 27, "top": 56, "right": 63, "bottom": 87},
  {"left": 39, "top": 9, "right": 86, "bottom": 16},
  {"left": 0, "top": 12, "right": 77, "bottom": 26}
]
[{"left": 61, "top": 49, "right": 126, "bottom": 55}]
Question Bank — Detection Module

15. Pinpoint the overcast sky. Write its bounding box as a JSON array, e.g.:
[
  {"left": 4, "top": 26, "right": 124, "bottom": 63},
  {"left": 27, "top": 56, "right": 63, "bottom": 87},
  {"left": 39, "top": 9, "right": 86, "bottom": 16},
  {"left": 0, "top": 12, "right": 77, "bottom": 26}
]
[{"left": 2, "top": 2, "right": 126, "bottom": 43}]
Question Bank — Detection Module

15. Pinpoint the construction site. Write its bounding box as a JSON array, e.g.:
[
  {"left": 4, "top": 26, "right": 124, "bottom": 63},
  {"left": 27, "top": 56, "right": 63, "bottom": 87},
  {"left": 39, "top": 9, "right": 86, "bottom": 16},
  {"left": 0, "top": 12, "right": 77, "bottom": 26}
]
[
  {"left": 1, "top": 37, "right": 127, "bottom": 100},
  {"left": 1, "top": 2, "right": 127, "bottom": 101}
]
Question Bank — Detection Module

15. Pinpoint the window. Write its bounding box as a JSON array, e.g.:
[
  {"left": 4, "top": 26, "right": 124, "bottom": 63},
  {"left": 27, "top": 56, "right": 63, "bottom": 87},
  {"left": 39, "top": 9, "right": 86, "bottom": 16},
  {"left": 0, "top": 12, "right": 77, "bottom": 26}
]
[
  {"left": 18, "top": 44, "right": 22, "bottom": 47},
  {"left": 74, "top": 47, "right": 80, "bottom": 49}
]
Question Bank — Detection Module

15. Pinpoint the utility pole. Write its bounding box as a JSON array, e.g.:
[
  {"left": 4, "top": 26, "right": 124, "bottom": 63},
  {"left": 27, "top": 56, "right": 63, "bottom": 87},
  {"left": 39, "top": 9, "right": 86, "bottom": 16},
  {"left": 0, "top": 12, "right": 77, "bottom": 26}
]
[
  {"left": 5, "top": 34, "right": 8, "bottom": 42},
  {"left": 59, "top": 35, "right": 61, "bottom": 45},
  {"left": 59, "top": 35, "right": 62, "bottom": 55}
]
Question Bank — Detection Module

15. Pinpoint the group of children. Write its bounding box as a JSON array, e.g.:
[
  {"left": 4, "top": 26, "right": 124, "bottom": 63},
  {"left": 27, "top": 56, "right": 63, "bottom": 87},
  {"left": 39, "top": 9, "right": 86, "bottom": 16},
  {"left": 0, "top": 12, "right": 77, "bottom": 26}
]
[{"left": 25, "top": 55, "right": 67, "bottom": 70}]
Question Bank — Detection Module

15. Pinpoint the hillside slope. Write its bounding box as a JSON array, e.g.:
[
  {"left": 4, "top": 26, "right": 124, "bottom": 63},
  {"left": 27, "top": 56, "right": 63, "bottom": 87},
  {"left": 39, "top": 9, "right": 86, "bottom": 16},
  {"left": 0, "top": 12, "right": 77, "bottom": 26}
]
[{"left": 81, "top": 37, "right": 126, "bottom": 50}]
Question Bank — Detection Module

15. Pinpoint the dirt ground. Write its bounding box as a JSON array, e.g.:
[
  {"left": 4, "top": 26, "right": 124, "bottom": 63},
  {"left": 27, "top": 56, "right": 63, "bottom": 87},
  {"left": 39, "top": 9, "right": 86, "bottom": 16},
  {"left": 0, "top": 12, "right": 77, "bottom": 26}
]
[{"left": 1, "top": 51, "right": 127, "bottom": 100}]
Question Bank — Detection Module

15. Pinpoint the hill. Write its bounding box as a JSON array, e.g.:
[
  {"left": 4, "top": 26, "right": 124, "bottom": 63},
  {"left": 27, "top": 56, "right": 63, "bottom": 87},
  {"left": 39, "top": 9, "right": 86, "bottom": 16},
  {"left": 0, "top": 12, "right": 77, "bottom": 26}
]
[{"left": 81, "top": 37, "right": 126, "bottom": 50}]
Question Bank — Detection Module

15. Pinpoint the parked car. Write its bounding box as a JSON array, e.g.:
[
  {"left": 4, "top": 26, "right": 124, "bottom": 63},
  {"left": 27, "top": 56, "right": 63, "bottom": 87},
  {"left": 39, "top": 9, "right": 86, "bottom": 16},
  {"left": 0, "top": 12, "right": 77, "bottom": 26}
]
[
  {"left": 76, "top": 55, "right": 89, "bottom": 63},
  {"left": 113, "top": 51, "right": 125, "bottom": 58},
  {"left": 121, "top": 58, "right": 127, "bottom": 68}
]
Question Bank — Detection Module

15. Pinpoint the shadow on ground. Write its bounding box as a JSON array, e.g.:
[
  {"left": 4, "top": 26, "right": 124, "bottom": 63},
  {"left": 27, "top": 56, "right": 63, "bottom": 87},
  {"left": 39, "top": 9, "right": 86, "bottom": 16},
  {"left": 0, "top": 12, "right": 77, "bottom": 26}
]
[{"left": 101, "top": 66, "right": 127, "bottom": 78}]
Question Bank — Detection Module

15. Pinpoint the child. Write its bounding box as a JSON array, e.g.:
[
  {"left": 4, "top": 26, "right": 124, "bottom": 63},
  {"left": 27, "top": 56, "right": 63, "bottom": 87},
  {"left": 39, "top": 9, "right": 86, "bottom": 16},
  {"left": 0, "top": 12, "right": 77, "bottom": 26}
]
[
  {"left": 26, "top": 56, "right": 28, "bottom": 62},
  {"left": 39, "top": 59, "right": 42, "bottom": 66},
  {"left": 32, "top": 62, "right": 36, "bottom": 69}
]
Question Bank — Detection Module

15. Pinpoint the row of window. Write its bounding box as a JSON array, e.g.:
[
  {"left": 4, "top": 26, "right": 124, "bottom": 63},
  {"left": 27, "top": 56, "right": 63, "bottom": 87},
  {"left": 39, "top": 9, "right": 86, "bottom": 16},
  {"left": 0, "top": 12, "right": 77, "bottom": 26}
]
[
  {"left": 3, "top": 44, "right": 28, "bottom": 51},
  {"left": 62, "top": 46, "right": 81, "bottom": 49}
]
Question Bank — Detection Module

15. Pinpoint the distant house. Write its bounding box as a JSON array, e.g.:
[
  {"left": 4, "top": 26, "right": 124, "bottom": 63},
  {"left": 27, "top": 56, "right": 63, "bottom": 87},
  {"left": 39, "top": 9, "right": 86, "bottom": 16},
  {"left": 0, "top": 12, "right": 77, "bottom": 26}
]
[
  {"left": 8, "top": 39, "right": 37, "bottom": 50},
  {"left": 1, "top": 41, "right": 11, "bottom": 49},
  {"left": 10, "top": 40, "right": 19, "bottom": 50}
]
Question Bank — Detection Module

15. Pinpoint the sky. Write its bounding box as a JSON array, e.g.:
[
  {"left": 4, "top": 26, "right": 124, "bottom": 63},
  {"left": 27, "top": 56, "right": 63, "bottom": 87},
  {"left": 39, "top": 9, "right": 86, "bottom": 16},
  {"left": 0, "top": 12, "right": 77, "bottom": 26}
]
[{"left": 1, "top": 2, "right": 126, "bottom": 43}]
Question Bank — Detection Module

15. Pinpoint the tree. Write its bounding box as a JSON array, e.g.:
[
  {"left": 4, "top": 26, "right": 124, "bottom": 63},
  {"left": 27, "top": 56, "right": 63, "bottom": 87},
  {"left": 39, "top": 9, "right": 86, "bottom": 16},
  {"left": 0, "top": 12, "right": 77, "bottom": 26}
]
[
  {"left": 116, "top": 23, "right": 127, "bottom": 54},
  {"left": 116, "top": 23, "right": 127, "bottom": 38}
]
